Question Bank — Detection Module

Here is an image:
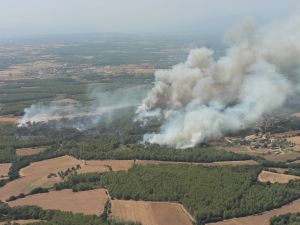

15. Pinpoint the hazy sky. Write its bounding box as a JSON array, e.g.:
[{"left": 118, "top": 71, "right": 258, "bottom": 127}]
[{"left": 0, "top": 0, "right": 299, "bottom": 37}]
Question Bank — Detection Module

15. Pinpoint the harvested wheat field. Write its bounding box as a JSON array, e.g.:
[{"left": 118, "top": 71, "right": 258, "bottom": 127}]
[
  {"left": 136, "top": 160, "right": 258, "bottom": 167},
  {"left": 0, "top": 155, "right": 83, "bottom": 201},
  {"left": 287, "top": 136, "right": 300, "bottom": 145},
  {"left": 0, "top": 163, "right": 11, "bottom": 179},
  {"left": 16, "top": 147, "right": 47, "bottom": 156},
  {"left": 79, "top": 160, "right": 134, "bottom": 174},
  {"left": 0, "top": 156, "right": 136, "bottom": 201},
  {"left": 9, "top": 189, "right": 108, "bottom": 215},
  {"left": 111, "top": 200, "right": 194, "bottom": 225},
  {"left": 0, "top": 220, "right": 41, "bottom": 225},
  {"left": 207, "top": 199, "right": 300, "bottom": 225},
  {"left": 0, "top": 116, "right": 19, "bottom": 124},
  {"left": 258, "top": 170, "right": 300, "bottom": 184}
]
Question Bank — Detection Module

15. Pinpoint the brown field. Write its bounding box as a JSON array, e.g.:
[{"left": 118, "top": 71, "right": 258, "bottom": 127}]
[
  {"left": 0, "top": 163, "right": 11, "bottom": 178},
  {"left": 0, "top": 155, "right": 82, "bottom": 201},
  {"left": 0, "top": 116, "right": 20, "bottom": 124},
  {"left": 207, "top": 199, "right": 300, "bottom": 225},
  {"left": 111, "top": 200, "right": 194, "bottom": 225},
  {"left": 223, "top": 146, "right": 300, "bottom": 162},
  {"left": 9, "top": 189, "right": 108, "bottom": 215},
  {"left": 258, "top": 170, "right": 300, "bottom": 184},
  {"left": 0, "top": 220, "right": 41, "bottom": 225},
  {"left": 16, "top": 147, "right": 47, "bottom": 156},
  {"left": 287, "top": 136, "right": 300, "bottom": 145},
  {"left": 79, "top": 160, "right": 134, "bottom": 174},
  {"left": 0, "top": 156, "right": 136, "bottom": 201},
  {"left": 136, "top": 160, "right": 258, "bottom": 167}
]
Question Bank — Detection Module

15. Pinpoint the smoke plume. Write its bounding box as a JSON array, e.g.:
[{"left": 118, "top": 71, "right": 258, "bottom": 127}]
[
  {"left": 136, "top": 15, "right": 300, "bottom": 148},
  {"left": 19, "top": 85, "right": 148, "bottom": 130}
]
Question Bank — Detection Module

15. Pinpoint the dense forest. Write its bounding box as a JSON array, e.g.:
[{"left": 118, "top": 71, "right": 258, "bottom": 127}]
[
  {"left": 54, "top": 164, "right": 300, "bottom": 225},
  {"left": 270, "top": 213, "right": 300, "bottom": 225},
  {"left": 0, "top": 202, "right": 140, "bottom": 225}
]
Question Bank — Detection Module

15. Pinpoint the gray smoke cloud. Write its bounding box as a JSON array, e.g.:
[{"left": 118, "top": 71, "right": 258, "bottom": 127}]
[
  {"left": 19, "top": 85, "right": 148, "bottom": 130},
  {"left": 136, "top": 15, "right": 300, "bottom": 148}
]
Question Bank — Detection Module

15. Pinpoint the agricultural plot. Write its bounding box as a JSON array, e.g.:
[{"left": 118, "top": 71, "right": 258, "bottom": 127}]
[
  {"left": 8, "top": 189, "right": 108, "bottom": 215},
  {"left": 0, "top": 155, "right": 82, "bottom": 200},
  {"left": 207, "top": 199, "right": 300, "bottom": 225},
  {"left": 0, "top": 163, "right": 11, "bottom": 179},
  {"left": 111, "top": 200, "right": 194, "bottom": 225},
  {"left": 258, "top": 170, "right": 300, "bottom": 184},
  {"left": 0, "top": 116, "right": 19, "bottom": 124},
  {"left": 0, "top": 156, "right": 136, "bottom": 201},
  {"left": 16, "top": 147, "right": 47, "bottom": 156},
  {"left": 287, "top": 136, "right": 300, "bottom": 145}
]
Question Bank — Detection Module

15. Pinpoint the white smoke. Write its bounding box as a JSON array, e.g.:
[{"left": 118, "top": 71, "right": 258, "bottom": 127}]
[
  {"left": 137, "top": 15, "right": 300, "bottom": 148},
  {"left": 18, "top": 85, "right": 148, "bottom": 130}
]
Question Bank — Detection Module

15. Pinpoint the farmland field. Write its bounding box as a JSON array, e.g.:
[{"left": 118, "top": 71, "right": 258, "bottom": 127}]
[
  {"left": 0, "top": 115, "right": 19, "bottom": 124},
  {"left": 0, "top": 163, "right": 11, "bottom": 178},
  {"left": 207, "top": 199, "right": 300, "bottom": 225},
  {"left": 111, "top": 200, "right": 194, "bottom": 225},
  {"left": 0, "top": 155, "right": 81, "bottom": 200},
  {"left": 258, "top": 170, "right": 300, "bottom": 184},
  {"left": 288, "top": 136, "right": 300, "bottom": 145},
  {"left": 8, "top": 189, "right": 108, "bottom": 215},
  {"left": 16, "top": 147, "right": 47, "bottom": 156}
]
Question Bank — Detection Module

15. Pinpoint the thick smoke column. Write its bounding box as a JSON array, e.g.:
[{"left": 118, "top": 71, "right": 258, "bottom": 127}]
[{"left": 137, "top": 15, "right": 300, "bottom": 148}]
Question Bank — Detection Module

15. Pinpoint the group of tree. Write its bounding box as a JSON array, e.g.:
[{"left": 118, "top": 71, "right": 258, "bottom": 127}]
[
  {"left": 0, "top": 201, "right": 140, "bottom": 225},
  {"left": 270, "top": 213, "right": 300, "bottom": 225},
  {"left": 54, "top": 164, "right": 300, "bottom": 225}
]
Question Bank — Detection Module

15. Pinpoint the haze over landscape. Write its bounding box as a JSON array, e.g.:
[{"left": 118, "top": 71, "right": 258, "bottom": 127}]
[
  {"left": 0, "top": 1, "right": 300, "bottom": 225},
  {"left": 0, "top": 0, "right": 299, "bottom": 36}
]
